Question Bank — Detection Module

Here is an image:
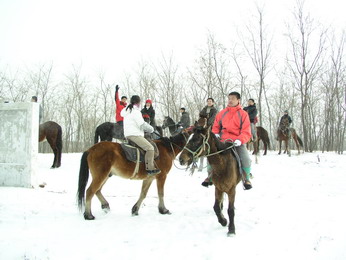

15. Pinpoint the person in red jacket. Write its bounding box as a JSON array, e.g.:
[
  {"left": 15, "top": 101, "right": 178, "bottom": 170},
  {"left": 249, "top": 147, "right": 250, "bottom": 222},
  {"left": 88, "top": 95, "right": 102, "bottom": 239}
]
[
  {"left": 212, "top": 91, "right": 253, "bottom": 190},
  {"left": 115, "top": 85, "right": 127, "bottom": 125}
]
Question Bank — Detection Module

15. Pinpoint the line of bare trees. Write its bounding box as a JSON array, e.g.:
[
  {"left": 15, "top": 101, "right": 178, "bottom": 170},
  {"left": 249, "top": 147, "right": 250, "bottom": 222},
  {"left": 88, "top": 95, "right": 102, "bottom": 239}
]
[{"left": 1, "top": 1, "right": 345, "bottom": 154}]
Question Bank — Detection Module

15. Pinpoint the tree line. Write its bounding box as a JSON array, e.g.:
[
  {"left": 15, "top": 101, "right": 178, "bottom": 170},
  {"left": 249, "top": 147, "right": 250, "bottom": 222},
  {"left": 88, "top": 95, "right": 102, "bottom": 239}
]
[{"left": 1, "top": 1, "right": 345, "bottom": 154}]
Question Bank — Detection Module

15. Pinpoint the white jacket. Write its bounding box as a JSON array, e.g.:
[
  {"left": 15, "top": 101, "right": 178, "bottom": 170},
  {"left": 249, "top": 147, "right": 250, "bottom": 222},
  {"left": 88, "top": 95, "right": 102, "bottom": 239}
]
[{"left": 120, "top": 105, "right": 154, "bottom": 137}]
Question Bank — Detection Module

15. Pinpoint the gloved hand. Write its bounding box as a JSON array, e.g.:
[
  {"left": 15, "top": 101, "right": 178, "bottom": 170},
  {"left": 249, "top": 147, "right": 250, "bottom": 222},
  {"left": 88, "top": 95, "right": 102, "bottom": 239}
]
[
  {"left": 215, "top": 133, "right": 220, "bottom": 139},
  {"left": 234, "top": 139, "right": 241, "bottom": 146},
  {"left": 115, "top": 85, "right": 119, "bottom": 92}
]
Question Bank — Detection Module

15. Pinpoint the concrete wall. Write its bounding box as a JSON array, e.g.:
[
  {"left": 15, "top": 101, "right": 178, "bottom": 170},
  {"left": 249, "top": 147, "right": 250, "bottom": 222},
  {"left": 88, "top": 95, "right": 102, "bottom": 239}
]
[{"left": 0, "top": 102, "right": 39, "bottom": 188}]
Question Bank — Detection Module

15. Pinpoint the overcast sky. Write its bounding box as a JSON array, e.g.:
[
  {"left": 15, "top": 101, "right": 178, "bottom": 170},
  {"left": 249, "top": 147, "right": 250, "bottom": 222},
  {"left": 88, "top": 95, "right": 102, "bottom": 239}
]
[{"left": 0, "top": 0, "right": 345, "bottom": 82}]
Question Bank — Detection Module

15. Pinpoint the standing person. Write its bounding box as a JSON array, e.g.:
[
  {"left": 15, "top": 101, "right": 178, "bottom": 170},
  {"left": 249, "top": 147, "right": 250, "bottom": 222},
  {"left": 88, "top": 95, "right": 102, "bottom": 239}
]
[
  {"left": 120, "top": 95, "right": 160, "bottom": 176},
  {"left": 199, "top": 97, "right": 218, "bottom": 186},
  {"left": 31, "top": 95, "right": 43, "bottom": 123},
  {"left": 177, "top": 107, "right": 190, "bottom": 130},
  {"left": 115, "top": 85, "right": 127, "bottom": 125},
  {"left": 243, "top": 98, "right": 258, "bottom": 141},
  {"left": 141, "top": 99, "right": 156, "bottom": 127},
  {"left": 212, "top": 91, "right": 253, "bottom": 190}
]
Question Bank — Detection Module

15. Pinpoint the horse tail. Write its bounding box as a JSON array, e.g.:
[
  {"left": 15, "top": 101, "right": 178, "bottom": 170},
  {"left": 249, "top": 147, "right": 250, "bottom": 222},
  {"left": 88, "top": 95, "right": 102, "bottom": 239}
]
[
  {"left": 94, "top": 128, "right": 100, "bottom": 144},
  {"left": 77, "top": 151, "right": 90, "bottom": 211},
  {"left": 297, "top": 135, "right": 304, "bottom": 147}
]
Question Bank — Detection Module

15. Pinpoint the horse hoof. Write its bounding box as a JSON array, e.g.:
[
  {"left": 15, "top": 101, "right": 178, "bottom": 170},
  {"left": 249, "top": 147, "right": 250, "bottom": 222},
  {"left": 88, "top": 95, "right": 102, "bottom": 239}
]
[
  {"left": 159, "top": 208, "right": 171, "bottom": 215},
  {"left": 102, "top": 204, "right": 110, "bottom": 213},
  {"left": 219, "top": 219, "right": 228, "bottom": 227},
  {"left": 227, "top": 231, "right": 236, "bottom": 237},
  {"left": 84, "top": 213, "right": 95, "bottom": 220}
]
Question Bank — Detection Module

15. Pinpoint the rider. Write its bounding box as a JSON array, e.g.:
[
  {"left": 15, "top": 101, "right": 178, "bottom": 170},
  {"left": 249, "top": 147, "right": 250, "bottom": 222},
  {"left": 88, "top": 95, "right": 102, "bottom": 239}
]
[
  {"left": 177, "top": 108, "right": 191, "bottom": 130},
  {"left": 243, "top": 98, "right": 258, "bottom": 142},
  {"left": 141, "top": 99, "right": 156, "bottom": 127},
  {"left": 199, "top": 97, "right": 218, "bottom": 186},
  {"left": 115, "top": 85, "right": 127, "bottom": 126},
  {"left": 276, "top": 110, "right": 292, "bottom": 140},
  {"left": 121, "top": 95, "right": 160, "bottom": 176},
  {"left": 212, "top": 91, "right": 253, "bottom": 190}
]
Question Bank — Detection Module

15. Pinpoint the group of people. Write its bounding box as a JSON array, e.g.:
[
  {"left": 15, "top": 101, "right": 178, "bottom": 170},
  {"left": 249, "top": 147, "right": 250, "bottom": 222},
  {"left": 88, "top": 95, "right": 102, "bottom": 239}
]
[{"left": 115, "top": 85, "right": 293, "bottom": 190}]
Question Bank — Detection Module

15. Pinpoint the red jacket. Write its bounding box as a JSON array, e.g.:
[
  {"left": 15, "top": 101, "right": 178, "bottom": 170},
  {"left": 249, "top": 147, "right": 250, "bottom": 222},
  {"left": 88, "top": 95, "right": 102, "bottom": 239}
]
[
  {"left": 115, "top": 91, "right": 127, "bottom": 122},
  {"left": 212, "top": 104, "right": 251, "bottom": 145}
]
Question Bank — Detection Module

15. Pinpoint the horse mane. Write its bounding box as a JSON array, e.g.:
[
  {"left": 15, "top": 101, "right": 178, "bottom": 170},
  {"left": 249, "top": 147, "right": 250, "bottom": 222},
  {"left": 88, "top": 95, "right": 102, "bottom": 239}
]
[{"left": 211, "top": 132, "right": 233, "bottom": 155}]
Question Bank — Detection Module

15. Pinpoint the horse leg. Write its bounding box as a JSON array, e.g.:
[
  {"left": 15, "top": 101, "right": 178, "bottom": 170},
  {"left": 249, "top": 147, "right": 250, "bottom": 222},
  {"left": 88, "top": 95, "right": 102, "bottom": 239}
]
[
  {"left": 213, "top": 188, "right": 227, "bottom": 227},
  {"left": 227, "top": 188, "right": 236, "bottom": 236},
  {"left": 295, "top": 137, "right": 300, "bottom": 155},
  {"left": 263, "top": 140, "right": 267, "bottom": 156},
  {"left": 84, "top": 177, "right": 107, "bottom": 220},
  {"left": 278, "top": 140, "right": 282, "bottom": 155},
  {"left": 96, "top": 182, "right": 110, "bottom": 212},
  {"left": 132, "top": 178, "right": 154, "bottom": 216},
  {"left": 156, "top": 174, "right": 171, "bottom": 214},
  {"left": 47, "top": 139, "right": 58, "bottom": 168}
]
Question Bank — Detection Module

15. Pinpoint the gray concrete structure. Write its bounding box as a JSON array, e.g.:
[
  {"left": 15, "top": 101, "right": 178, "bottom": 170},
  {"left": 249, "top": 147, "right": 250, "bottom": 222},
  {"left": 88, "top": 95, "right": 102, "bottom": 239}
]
[{"left": 0, "top": 102, "right": 39, "bottom": 188}]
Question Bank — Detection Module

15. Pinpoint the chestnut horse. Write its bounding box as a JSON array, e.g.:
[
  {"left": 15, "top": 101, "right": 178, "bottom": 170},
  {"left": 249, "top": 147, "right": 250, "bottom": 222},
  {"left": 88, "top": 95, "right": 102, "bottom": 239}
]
[
  {"left": 277, "top": 117, "right": 292, "bottom": 156},
  {"left": 77, "top": 130, "right": 191, "bottom": 220},
  {"left": 282, "top": 128, "right": 303, "bottom": 155},
  {"left": 39, "top": 121, "right": 62, "bottom": 168},
  {"left": 253, "top": 126, "right": 271, "bottom": 155},
  {"left": 179, "top": 118, "right": 242, "bottom": 236}
]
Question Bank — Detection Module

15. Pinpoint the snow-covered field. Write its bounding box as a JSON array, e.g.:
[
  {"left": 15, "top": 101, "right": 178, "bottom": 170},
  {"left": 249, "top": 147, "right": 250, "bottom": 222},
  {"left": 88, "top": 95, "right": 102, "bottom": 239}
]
[{"left": 1, "top": 150, "right": 346, "bottom": 260}]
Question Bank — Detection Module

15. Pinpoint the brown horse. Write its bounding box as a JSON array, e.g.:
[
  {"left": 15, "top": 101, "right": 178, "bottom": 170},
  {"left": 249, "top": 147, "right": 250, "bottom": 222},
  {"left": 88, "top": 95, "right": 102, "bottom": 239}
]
[
  {"left": 179, "top": 118, "right": 242, "bottom": 236},
  {"left": 77, "top": 130, "right": 191, "bottom": 220},
  {"left": 253, "top": 126, "right": 271, "bottom": 155},
  {"left": 283, "top": 128, "right": 303, "bottom": 154},
  {"left": 39, "top": 121, "right": 62, "bottom": 168},
  {"left": 277, "top": 117, "right": 293, "bottom": 156}
]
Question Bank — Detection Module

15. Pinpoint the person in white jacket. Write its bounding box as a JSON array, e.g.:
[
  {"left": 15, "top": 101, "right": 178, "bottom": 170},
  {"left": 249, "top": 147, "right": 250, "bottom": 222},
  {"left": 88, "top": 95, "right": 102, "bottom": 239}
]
[{"left": 120, "top": 95, "right": 161, "bottom": 176}]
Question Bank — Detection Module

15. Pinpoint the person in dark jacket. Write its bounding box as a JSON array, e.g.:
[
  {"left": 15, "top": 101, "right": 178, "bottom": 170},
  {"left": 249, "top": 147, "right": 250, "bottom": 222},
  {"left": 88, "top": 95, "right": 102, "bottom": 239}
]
[
  {"left": 279, "top": 110, "right": 292, "bottom": 126},
  {"left": 141, "top": 99, "right": 156, "bottom": 127},
  {"left": 31, "top": 95, "right": 43, "bottom": 123},
  {"left": 177, "top": 108, "right": 190, "bottom": 129},
  {"left": 199, "top": 97, "right": 218, "bottom": 126},
  {"left": 243, "top": 98, "right": 258, "bottom": 141}
]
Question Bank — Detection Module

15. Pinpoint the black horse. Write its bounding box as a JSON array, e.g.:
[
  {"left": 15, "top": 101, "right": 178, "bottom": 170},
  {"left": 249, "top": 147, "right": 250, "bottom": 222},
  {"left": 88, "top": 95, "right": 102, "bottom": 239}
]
[
  {"left": 94, "top": 122, "right": 163, "bottom": 143},
  {"left": 162, "top": 116, "right": 180, "bottom": 136},
  {"left": 94, "top": 122, "right": 124, "bottom": 143}
]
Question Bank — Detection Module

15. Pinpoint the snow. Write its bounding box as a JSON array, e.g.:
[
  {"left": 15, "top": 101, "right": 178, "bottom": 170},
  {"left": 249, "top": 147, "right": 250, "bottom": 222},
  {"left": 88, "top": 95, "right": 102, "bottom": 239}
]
[{"left": 1, "top": 151, "right": 346, "bottom": 260}]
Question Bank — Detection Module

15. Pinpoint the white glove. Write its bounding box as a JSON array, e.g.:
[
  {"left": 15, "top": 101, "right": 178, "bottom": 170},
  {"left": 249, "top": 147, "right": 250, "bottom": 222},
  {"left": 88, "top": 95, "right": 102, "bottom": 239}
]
[
  {"left": 215, "top": 133, "right": 220, "bottom": 139},
  {"left": 234, "top": 139, "right": 241, "bottom": 146}
]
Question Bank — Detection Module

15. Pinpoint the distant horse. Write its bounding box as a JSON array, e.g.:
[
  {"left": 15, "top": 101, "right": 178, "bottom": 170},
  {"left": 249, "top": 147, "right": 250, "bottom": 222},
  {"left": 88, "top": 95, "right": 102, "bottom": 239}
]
[
  {"left": 39, "top": 121, "right": 62, "bottom": 168},
  {"left": 162, "top": 116, "right": 179, "bottom": 136},
  {"left": 277, "top": 117, "right": 292, "bottom": 156},
  {"left": 283, "top": 128, "right": 303, "bottom": 154},
  {"left": 179, "top": 118, "right": 242, "bottom": 236},
  {"left": 94, "top": 122, "right": 124, "bottom": 143},
  {"left": 253, "top": 126, "right": 271, "bottom": 155},
  {"left": 77, "top": 130, "right": 191, "bottom": 220}
]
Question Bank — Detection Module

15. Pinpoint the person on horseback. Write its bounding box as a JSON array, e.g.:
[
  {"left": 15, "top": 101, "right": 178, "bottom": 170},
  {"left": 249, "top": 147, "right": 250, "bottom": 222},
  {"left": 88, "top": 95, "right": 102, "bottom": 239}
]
[
  {"left": 276, "top": 110, "right": 292, "bottom": 140},
  {"left": 121, "top": 95, "right": 161, "bottom": 176},
  {"left": 212, "top": 91, "right": 253, "bottom": 190},
  {"left": 177, "top": 108, "right": 190, "bottom": 130},
  {"left": 199, "top": 97, "right": 218, "bottom": 186},
  {"left": 243, "top": 98, "right": 258, "bottom": 142},
  {"left": 115, "top": 85, "right": 127, "bottom": 126},
  {"left": 141, "top": 99, "right": 156, "bottom": 127}
]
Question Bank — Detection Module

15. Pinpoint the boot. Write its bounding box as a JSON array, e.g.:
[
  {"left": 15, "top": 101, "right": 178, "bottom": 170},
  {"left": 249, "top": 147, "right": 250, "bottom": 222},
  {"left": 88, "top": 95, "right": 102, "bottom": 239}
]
[
  {"left": 147, "top": 169, "right": 161, "bottom": 176},
  {"left": 201, "top": 177, "right": 213, "bottom": 187},
  {"left": 242, "top": 171, "right": 252, "bottom": 190}
]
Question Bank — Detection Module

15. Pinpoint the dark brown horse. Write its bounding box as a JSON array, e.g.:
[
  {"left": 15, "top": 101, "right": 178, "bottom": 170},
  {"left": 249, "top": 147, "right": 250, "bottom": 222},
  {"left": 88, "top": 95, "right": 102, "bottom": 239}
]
[
  {"left": 179, "top": 118, "right": 242, "bottom": 236},
  {"left": 277, "top": 117, "right": 292, "bottom": 156},
  {"left": 283, "top": 128, "right": 303, "bottom": 155},
  {"left": 77, "top": 130, "right": 191, "bottom": 220},
  {"left": 253, "top": 126, "right": 271, "bottom": 155},
  {"left": 39, "top": 121, "right": 62, "bottom": 168}
]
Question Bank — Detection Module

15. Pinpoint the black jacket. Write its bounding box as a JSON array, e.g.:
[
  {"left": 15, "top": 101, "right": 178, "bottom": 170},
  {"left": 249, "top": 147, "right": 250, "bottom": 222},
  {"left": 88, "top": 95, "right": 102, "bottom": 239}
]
[
  {"left": 243, "top": 105, "right": 258, "bottom": 123},
  {"left": 141, "top": 106, "right": 156, "bottom": 127},
  {"left": 178, "top": 112, "right": 190, "bottom": 129},
  {"left": 199, "top": 105, "right": 218, "bottom": 126},
  {"left": 280, "top": 114, "right": 292, "bottom": 125}
]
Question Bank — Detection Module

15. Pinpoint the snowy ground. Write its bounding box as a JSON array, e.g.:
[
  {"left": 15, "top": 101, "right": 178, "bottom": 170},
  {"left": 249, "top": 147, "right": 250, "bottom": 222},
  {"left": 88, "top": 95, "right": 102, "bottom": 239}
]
[{"left": 1, "top": 150, "right": 346, "bottom": 260}]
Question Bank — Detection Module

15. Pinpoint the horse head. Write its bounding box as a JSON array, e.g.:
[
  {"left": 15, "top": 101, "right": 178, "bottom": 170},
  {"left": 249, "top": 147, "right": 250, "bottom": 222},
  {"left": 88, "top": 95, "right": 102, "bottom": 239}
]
[
  {"left": 178, "top": 118, "right": 212, "bottom": 166},
  {"left": 162, "top": 116, "right": 173, "bottom": 129}
]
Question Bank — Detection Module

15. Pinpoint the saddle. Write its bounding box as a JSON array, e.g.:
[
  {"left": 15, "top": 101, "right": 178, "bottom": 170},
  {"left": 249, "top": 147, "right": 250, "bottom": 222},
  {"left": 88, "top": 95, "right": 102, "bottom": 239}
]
[{"left": 120, "top": 139, "right": 159, "bottom": 163}]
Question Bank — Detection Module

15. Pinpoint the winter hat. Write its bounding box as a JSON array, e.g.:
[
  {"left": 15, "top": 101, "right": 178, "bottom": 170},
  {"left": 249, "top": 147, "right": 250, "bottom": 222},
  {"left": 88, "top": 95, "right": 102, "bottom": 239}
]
[
  {"left": 284, "top": 110, "right": 288, "bottom": 113},
  {"left": 145, "top": 99, "right": 152, "bottom": 104}
]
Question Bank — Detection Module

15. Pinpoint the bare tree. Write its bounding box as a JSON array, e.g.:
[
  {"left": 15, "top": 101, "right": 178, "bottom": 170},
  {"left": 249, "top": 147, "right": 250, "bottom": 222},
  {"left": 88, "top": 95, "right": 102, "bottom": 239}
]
[{"left": 286, "top": 0, "right": 327, "bottom": 152}]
